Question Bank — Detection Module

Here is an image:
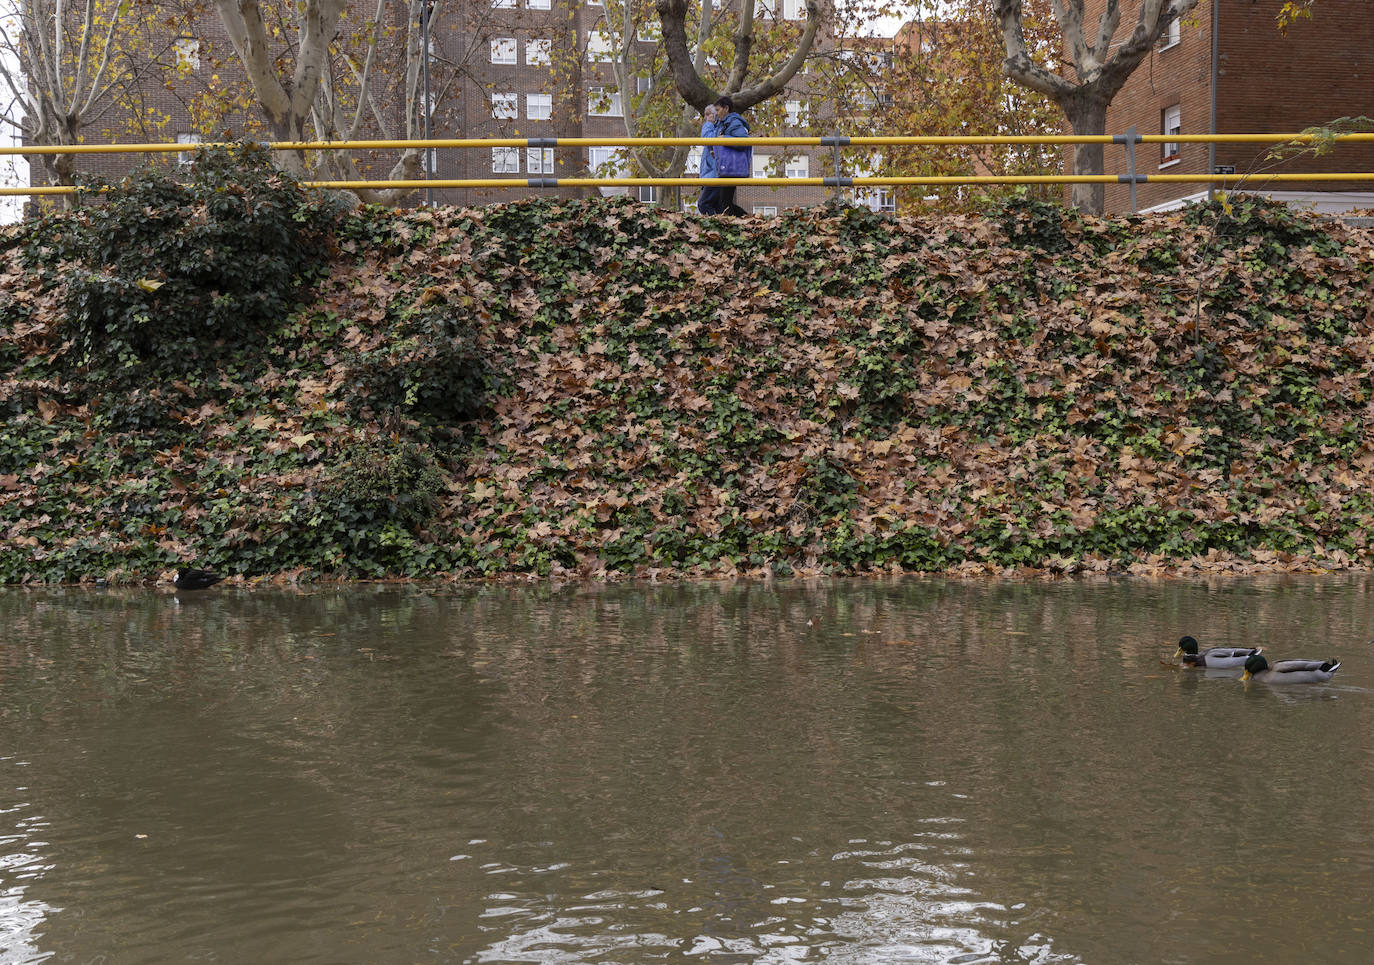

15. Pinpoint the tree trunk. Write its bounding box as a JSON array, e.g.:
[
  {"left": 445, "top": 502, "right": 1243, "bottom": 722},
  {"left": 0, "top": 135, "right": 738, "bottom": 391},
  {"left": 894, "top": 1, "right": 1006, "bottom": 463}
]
[
  {"left": 1063, "top": 94, "right": 1109, "bottom": 215},
  {"left": 655, "top": 0, "right": 821, "bottom": 111},
  {"left": 994, "top": 0, "right": 1200, "bottom": 215}
]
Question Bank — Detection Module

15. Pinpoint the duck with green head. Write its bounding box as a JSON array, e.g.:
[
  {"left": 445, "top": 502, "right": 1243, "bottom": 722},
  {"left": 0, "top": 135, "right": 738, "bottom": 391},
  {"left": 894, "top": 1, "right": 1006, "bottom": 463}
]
[
  {"left": 1173, "top": 635, "right": 1261, "bottom": 669},
  {"left": 1241, "top": 653, "right": 1341, "bottom": 684}
]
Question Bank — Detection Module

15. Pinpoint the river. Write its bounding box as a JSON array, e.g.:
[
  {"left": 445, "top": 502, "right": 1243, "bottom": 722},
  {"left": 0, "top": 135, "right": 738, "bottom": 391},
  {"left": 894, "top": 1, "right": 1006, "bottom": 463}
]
[{"left": 2, "top": 576, "right": 1372, "bottom": 963}]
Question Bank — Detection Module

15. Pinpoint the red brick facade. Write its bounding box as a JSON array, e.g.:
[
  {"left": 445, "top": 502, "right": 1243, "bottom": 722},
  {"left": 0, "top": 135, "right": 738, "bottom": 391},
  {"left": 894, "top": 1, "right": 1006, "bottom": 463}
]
[
  {"left": 30, "top": 0, "right": 844, "bottom": 215},
  {"left": 1083, "top": 0, "right": 1374, "bottom": 214}
]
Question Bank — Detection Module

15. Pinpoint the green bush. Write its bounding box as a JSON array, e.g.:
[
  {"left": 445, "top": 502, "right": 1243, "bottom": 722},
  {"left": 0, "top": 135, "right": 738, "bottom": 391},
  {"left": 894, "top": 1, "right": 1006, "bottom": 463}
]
[
  {"left": 47, "top": 144, "right": 339, "bottom": 374},
  {"left": 347, "top": 305, "right": 495, "bottom": 426},
  {"left": 991, "top": 192, "right": 1080, "bottom": 253},
  {"left": 315, "top": 439, "right": 446, "bottom": 531}
]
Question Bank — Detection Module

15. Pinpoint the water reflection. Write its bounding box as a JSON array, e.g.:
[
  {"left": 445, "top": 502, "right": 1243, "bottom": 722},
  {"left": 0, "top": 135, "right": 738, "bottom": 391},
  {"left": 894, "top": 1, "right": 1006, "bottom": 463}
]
[
  {"left": 1, "top": 758, "right": 58, "bottom": 965},
  {"left": 2, "top": 577, "right": 1374, "bottom": 963}
]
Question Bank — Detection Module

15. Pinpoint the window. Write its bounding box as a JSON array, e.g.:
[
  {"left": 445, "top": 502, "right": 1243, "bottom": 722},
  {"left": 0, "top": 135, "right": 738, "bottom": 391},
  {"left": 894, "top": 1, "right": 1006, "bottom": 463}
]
[
  {"left": 527, "top": 147, "right": 554, "bottom": 174},
  {"left": 587, "top": 146, "right": 628, "bottom": 193},
  {"left": 785, "top": 99, "right": 802, "bottom": 126},
  {"left": 636, "top": 19, "right": 661, "bottom": 42},
  {"left": 490, "top": 38, "right": 516, "bottom": 64},
  {"left": 1161, "top": 105, "right": 1181, "bottom": 164},
  {"left": 491, "top": 0, "right": 515, "bottom": 7},
  {"left": 526, "top": 93, "right": 552, "bottom": 121},
  {"left": 588, "top": 86, "right": 622, "bottom": 117},
  {"left": 785, "top": 154, "right": 809, "bottom": 179},
  {"left": 754, "top": 205, "right": 778, "bottom": 217},
  {"left": 587, "top": 30, "right": 615, "bottom": 62},
  {"left": 638, "top": 186, "right": 658, "bottom": 203},
  {"left": 1160, "top": 17, "right": 1181, "bottom": 50},
  {"left": 687, "top": 146, "right": 704, "bottom": 174},
  {"left": 526, "top": 39, "right": 551, "bottom": 66},
  {"left": 176, "top": 133, "right": 201, "bottom": 165},
  {"left": 492, "top": 147, "right": 520, "bottom": 173},
  {"left": 492, "top": 92, "right": 518, "bottom": 119},
  {"left": 871, "top": 188, "right": 895, "bottom": 213},
  {"left": 637, "top": 76, "right": 653, "bottom": 95},
  {"left": 782, "top": 0, "right": 805, "bottom": 20},
  {"left": 527, "top": 0, "right": 551, "bottom": 7},
  {"left": 851, "top": 88, "right": 876, "bottom": 111},
  {"left": 174, "top": 37, "right": 200, "bottom": 71},
  {"left": 752, "top": 154, "right": 772, "bottom": 179}
]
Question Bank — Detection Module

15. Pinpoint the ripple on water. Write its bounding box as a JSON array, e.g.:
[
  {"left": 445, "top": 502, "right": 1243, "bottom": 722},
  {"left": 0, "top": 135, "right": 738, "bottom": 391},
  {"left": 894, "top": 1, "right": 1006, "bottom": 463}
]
[{"left": 460, "top": 833, "right": 1077, "bottom": 964}]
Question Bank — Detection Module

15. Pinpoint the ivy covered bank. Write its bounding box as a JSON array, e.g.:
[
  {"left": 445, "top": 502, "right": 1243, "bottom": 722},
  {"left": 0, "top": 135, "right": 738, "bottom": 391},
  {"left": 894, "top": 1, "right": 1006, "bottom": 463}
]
[{"left": 2, "top": 149, "right": 1373, "bottom": 585}]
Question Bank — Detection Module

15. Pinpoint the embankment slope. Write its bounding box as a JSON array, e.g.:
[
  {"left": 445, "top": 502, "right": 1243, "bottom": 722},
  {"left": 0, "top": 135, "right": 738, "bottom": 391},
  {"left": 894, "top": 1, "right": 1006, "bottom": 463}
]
[{"left": 3, "top": 194, "right": 1373, "bottom": 583}]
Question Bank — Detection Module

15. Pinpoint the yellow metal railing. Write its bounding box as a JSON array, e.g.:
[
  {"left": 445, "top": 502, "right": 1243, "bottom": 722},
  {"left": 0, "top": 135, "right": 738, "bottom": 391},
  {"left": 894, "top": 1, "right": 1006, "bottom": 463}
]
[{"left": 3, "top": 132, "right": 1372, "bottom": 198}]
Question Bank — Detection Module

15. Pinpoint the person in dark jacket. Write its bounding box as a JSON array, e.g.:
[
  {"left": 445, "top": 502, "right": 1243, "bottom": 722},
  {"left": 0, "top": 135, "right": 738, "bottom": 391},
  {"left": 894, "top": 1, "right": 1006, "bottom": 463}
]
[
  {"left": 697, "top": 97, "right": 750, "bottom": 216},
  {"left": 697, "top": 104, "right": 724, "bottom": 215}
]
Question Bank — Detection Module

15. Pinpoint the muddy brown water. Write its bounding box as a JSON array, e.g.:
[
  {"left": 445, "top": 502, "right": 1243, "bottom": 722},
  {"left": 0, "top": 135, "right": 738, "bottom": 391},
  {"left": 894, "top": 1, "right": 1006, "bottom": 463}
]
[{"left": 3, "top": 576, "right": 1373, "bottom": 963}]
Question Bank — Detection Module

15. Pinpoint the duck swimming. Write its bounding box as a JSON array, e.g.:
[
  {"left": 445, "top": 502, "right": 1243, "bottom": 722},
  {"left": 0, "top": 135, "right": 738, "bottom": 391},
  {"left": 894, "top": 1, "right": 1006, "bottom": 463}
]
[
  {"left": 1241, "top": 653, "right": 1341, "bottom": 684},
  {"left": 1173, "top": 635, "right": 1261, "bottom": 669},
  {"left": 174, "top": 568, "right": 223, "bottom": 590}
]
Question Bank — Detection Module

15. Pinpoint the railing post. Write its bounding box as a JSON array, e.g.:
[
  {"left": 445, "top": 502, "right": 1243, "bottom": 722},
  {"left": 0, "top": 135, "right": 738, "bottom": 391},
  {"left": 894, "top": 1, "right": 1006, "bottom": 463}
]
[
  {"left": 1118, "top": 125, "right": 1140, "bottom": 213},
  {"left": 832, "top": 137, "right": 843, "bottom": 203},
  {"left": 821, "top": 135, "right": 851, "bottom": 205}
]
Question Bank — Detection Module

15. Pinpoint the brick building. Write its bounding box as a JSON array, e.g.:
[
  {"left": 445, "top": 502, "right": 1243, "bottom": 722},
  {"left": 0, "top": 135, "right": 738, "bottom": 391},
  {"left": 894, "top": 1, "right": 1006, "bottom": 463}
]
[
  {"left": 27, "top": 0, "right": 877, "bottom": 215},
  {"left": 1083, "top": 0, "right": 1374, "bottom": 214}
]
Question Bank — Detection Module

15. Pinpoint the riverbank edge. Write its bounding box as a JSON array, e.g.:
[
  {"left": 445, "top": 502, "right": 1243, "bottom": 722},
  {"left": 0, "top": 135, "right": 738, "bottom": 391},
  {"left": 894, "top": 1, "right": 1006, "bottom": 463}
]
[{"left": 3, "top": 193, "right": 1374, "bottom": 585}]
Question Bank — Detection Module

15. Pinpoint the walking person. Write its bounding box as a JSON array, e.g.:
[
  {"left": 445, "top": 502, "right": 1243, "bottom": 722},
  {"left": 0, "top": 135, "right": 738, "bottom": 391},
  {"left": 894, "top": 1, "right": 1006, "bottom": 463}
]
[
  {"left": 697, "top": 97, "right": 751, "bottom": 216},
  {"left": 697, "top": 103, "right": 724, "bottom": 215},
  {"left": 711, "top": 97, "right": 750, "bottom": 216}
]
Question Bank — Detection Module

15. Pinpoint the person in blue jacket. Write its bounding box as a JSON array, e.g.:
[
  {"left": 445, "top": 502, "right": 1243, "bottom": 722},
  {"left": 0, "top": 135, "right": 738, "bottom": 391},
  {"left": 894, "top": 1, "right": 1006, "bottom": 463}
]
[{"left": 697, "top": 97, "right": 749, "bottom": 216}]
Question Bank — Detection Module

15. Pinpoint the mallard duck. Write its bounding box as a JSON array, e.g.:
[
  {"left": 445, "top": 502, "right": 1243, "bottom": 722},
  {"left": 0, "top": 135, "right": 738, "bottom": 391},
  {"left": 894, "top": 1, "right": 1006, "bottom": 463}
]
[
  {"left": 1173, "top": 635, "right": 1261, "bottom": 669},
  {"left": 1241, "top": 653, "right": 1341, "bottom": 683},
  {"left": 174, "top": 567, "right": 223, "bottom": 590}
]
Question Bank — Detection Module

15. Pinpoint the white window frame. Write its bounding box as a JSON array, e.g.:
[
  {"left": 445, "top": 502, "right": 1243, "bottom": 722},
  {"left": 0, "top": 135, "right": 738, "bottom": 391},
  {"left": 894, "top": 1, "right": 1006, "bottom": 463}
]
[
  {"left": 636, "top": 19, "right": 661, "bottom": 42},
  {"left": 491, "top": 92, "right": 519, "bottom": 120},
  {"left": 491, "top": 0, "right": 515, "bottom": 7},
  {"left": 588, "top": 146, "right": 628, "bottom": 177},
  {"left": 586, "top": 29, "right": 615, "bottom": 63},
  {"left": 526, "top": 39, "right": 551, "bottom": 66},
  {"left": 868, "top": 187, "right": 895, "bottom": 213},
  {"left": 527, "top": 147, "right": 554, "bottom": 175},
  {"left": 785, "top": 99, "right": 802, "bottom": 127},
  {"left": 754, "top": 205, "right": 778, "bottom": 217},
  {"left": 751, "top": 153, "right": 772, "bottom": 179},
  {"left": 174, "top": 37, "right": 200, "bottom": 71},
  {"left": 1160, "top": 17, "right": 1181, "bottom": 50},
  {"left": 587, "top": 86, "right": 623, "bottom": 117},
  {"left": 782, "top": 0, "right": 804, "bottom": 21},
  {"left": 526, "top": 0, "right": 551, "bottom": 7},
  {"left": 176, "top": 133, "right": 201, "bottom": 165},
  {"left": 1161, "top": 104, "right": 1182, "bottom": 166},
  {"left": 490, "top": 37, "right": 517, "bottom": 65},
  {"left": 492, "top": 147, "right": 520, "bottom": 174},
  {"left": 526, "top": 93, "right": 553, "bottom": 121},
  {"left": 687, "top": 146, "right": 704, "bottom": 174},
  {"left": 784, "top": 154, "right": 809, "bottom": 179}
]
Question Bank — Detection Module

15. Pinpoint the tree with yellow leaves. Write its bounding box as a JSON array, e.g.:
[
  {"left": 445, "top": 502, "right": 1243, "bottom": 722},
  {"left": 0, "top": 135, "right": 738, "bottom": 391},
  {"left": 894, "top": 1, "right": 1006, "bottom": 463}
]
[{"left": 1, "top": 0, "right": 189, "bottom": 195}]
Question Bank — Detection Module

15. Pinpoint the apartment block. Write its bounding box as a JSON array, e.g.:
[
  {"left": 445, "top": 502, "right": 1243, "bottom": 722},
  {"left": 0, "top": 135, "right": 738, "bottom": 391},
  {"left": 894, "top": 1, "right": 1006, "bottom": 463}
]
[
  {"left": 1081, "top": 0, "right": 1374, "bottom": 214},
  {"left": 28, "top": 0, "right": 873, "bottom": 216}
]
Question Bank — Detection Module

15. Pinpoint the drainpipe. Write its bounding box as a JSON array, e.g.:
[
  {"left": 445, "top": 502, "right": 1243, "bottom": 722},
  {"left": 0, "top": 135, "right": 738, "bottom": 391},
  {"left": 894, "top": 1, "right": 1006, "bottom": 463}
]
[
  {"left": 423, "top": 0, "right": 434, "bottom": 207},
  {"left": 1207, "top": 0, "right": 1219, "bottom": 202}
]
